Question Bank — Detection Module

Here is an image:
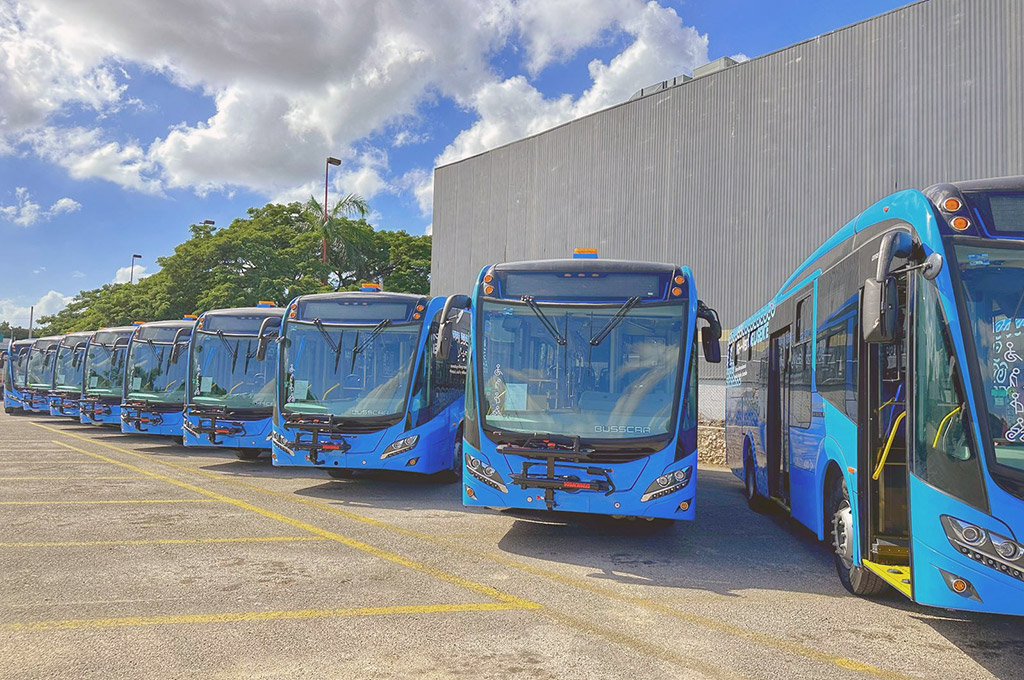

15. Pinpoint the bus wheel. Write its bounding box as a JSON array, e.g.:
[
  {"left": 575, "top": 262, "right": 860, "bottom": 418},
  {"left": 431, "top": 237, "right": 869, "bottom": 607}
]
[
  {"left": 451, "top": 434, "right": 464, "bottom": 480},
  {"left": 234, "top": 449, "right": 262, "bottom": 461},
  {"left": 4, "top": 407, "right": 14, "bottom": 415},
  {"left": 829, "top": 475, "right": 887, "bottom": 597},
  {"left": 744, "top": 457, "right": 769, "bottom": 513},
  {"left": 327, "top": 468, "right": 355, "bottom": 480}
]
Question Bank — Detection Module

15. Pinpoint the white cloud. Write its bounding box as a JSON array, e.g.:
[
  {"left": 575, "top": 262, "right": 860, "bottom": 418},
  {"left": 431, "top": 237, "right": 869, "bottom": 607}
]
[
  {"left": 393, "top": 130, "right": 429, "bottom": 147},
  {"left": 0, "top": 187, "right": 81, "bottom": 226},
  {"left": 113, "top": 264, "right": 148, "bottom": 285},
  {"left": 437, "top": 3, "right": 708, "bottom": 168},
  {"left": 71, "top": 270, "right": 85, "bottom": 278},
  {"left": 0, "top": 290, "right": 73, "bottom": 326}
]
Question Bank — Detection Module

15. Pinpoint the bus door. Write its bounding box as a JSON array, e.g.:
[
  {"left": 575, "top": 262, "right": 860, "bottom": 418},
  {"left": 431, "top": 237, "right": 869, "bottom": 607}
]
[
  {"left": 859, "top": 274, "right": 911, "bottom": 593},
  {"left": 767, "top": 328, "right": 792, "bottom": 503}
]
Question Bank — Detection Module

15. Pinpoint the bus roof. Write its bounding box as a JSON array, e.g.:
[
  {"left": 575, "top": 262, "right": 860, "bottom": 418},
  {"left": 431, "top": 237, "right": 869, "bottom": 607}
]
[
  {"left": 202, "top": 306, "right": 284, "bottom": 319},
  {"left": 294, "top": 291, "right": 425, "bottom": 305},
  {"left": 30, "top": 336, "right": 63, "bottom": 349},
  {"left": 491, "top": 258, "right": 678, "bottom": 274},
  {"left": 137, "top": 319, "right": 196, "bottom": 329}
]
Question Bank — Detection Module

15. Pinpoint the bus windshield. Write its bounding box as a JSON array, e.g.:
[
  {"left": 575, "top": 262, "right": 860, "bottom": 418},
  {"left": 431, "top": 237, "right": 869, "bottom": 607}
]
[
  {"left": 26, "top": 345, "right": 57, "bottom": 388},
  {"left": 10, "top": 346, "right": 30, "bottom": 388},
  {"left": 125, "top": 336, "right": 189, "bottom": 404},
  {"left": 477, "top": 299, "right": 686, "bottom": 444},
  {"left": 953, "top": 241, "right": 1024, "bottom": 485},
  {"left": 281, "top": 321, "right": 421, "bottom": 419},
  {"left": 53, "top": 342, "right": 86, "bottom": 393},
  {"left": 84, "top": 344, "right": 127, "bottom": 397},
  {"left": 192, "top": 331, "right": 277, "bottom": 410}
]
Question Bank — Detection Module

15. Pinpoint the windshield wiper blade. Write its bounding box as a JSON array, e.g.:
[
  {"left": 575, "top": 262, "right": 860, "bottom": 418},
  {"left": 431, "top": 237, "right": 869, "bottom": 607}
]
[
  {"left": 311, "top": 319, "right": 345, "bottom": 374},
  {"left": 350, "top": 319, "right": 392, "bottom": 369},
  {"left": 521, "top": 296, "right": 566, "bottom": 346},
  {"left": 590, "top": 296, "right": 641, "bottom": 346},
  {"left": 215, "top": 330, "right": 240, "bottom": 372}
]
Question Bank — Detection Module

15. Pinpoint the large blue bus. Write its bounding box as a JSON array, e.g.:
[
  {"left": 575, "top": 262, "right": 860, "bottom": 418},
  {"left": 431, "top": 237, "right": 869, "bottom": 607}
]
[
  {"left": 270, "top": 285, "right": 469, "bottom": 478},
  {"left": 80, "top": 326, "right": 135, "bottom": 426},
  {"left": 23, "top": 336, "right": 62, "bottom": 413},
  {"left": 726, "top": 177, "right": 1024, "bottom": 616},
  {"left": 184, "top": 303, "right": 284, "bottom": 459},
  {"left": 121, "top": 318, "right": 196, "bottom": 436},
  {"left": 4, "top": 339, "right": 32, "bottom": 413},
  {"left": 48, "top": 331, "right": 93, "bottom": 418},
  {"left": 462, "top": 252, "right": 721, "bottom": 521}
]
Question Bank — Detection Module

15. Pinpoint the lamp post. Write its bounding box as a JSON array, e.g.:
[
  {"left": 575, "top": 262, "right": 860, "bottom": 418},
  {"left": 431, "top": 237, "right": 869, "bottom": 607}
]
[
  {"left": 129, "top": 253, "right": 142, "bottom": 284},
  {"left": 323, "top": 157, "right": 341, "bottom": 269}
]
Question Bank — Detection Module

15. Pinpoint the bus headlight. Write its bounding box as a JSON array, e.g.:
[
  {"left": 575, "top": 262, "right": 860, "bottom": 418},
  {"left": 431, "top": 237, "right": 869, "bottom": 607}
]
[
  {"left": 641, "top": 466, "right": 692, "bottom": 502},
  {"left": 941, "top": 515, "right": 1024, "bottom": 582},
  {"left": 464, "top": 453, "right": 508, "bottom": 493},
  {"left": 380, "top": 435, "right": 419, "bottom": 459}
]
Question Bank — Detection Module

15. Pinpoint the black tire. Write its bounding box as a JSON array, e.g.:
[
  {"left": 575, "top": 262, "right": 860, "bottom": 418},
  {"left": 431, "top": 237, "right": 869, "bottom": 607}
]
[
  {"left": 327, "top": 468, "right": 355, "bottom": 479},
  {"left": 4, "top": 407, "right": 14, "bottom": 415},
  {"left": 828, "top": 474, "right": 888, "bottom": 597},
  {"left": 444, "top": 433, "right": 464, "bottom": 482},
  {"left": 234, "top": 449, "right": 262, "bottom": 461},
  {"left": 744, "top": 456, "right": 770, "bottom": 513}
]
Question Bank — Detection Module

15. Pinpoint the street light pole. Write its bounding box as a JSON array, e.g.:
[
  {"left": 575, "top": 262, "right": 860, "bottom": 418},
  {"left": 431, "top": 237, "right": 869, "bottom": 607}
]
[
  {"left": 323, "top": 157, "right": 341, "bottom": 271},
  {"left": 129, "top": 253, "right": 142, "bottom": 284}
]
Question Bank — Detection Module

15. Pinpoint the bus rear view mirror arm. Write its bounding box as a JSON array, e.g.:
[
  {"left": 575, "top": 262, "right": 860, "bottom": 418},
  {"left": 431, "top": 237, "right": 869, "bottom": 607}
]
[
  {"left": 863, "top": 230, "right": 914, "bottom": 344},
  {"left": 255, "top": 316, "right": 281, "bottom": 362},
  {"left": 697, "top": 300, "right": 722, "bottom": 364},
  {"left": 435, "top": 294, "right": 471, "bottom": 359}
]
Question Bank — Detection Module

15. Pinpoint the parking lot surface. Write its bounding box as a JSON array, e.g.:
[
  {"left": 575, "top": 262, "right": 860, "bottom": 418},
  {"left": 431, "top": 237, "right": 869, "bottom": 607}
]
[{"left": 1, "top": 412, "right": 1022, "bottom": 679}]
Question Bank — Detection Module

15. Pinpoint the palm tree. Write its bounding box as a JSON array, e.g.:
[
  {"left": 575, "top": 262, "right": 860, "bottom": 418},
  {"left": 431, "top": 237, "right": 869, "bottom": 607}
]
[{"left": 300, "top": 194, "right": 373, "bottom": 289}]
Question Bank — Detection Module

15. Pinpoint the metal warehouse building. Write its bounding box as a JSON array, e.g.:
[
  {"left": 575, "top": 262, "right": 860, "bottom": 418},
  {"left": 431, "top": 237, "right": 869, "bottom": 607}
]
[{"left": 430, "top": 0, "right": 1024, "bottom": 331}]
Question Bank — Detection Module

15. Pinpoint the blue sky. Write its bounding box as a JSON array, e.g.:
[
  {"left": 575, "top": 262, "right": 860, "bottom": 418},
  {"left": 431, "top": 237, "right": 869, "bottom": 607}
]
[{"left": 0, "top": 0, "right": 909, "bottom": 326}]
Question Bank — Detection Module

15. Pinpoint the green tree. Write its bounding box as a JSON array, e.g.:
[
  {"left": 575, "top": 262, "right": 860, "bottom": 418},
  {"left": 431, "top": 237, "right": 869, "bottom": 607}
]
[
  {"left": 0, "top": 321, "right": 31, "bottom": 341},
  {"left": 299, "top": 194, "right": 375, "bottom": 290}
]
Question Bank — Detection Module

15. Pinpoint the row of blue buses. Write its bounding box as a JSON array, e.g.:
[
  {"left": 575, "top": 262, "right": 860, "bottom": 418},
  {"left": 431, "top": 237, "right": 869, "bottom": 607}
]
[
  {"left": 726, "top": 177, "right": 1024, "bottom": 616},
  {"left": 6, "top": 255, "right": 721, "bottom": 524}
]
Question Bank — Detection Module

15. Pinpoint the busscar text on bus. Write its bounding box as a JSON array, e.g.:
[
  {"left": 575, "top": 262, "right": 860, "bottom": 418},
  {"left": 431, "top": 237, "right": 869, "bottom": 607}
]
[{"left": 726, "top": 177, "right": 1024, "bottom": 616}]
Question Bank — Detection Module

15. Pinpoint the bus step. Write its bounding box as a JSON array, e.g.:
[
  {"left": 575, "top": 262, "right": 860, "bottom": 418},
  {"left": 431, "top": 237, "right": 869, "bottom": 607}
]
[{"left": 863, "top": 560, "right": 912, "bottom": 599}]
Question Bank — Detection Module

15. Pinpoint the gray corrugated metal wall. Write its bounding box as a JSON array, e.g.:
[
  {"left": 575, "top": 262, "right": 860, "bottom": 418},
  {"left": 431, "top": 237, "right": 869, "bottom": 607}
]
[{"left": 431, "top": 0, "right": 1024, "bottom": 329}]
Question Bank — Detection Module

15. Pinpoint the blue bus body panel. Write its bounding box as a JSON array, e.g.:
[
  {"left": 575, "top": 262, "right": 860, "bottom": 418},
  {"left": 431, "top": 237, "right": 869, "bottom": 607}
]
[
  {"left": 120, "top": 406, "right": 184, "bottom": 436},
  {"left": 183, "top": 413, "right": 273, "bottom": 450},
  {"left": 24, "top": 390, "right": 51, "bottom": 413},
  {"left": 4, "top": 387, "right": 26, "bottom": 411}
]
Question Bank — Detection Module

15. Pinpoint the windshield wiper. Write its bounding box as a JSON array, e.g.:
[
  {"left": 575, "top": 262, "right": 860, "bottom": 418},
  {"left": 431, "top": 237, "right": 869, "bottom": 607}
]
[
  {"left": 312, "top": 319, "right": 345, "bottom": 374},
  {"left": 350, "top": 319, "right": 392, "bottom": 370},
  {"left": 589, "top": 296, "right": 641, "bottom": 346},
  {"left": 521, "top": 296, "right": 566, "bottom": 346},
  {"left": 215, "top": 330, "right": 240, "bottom": 372}
]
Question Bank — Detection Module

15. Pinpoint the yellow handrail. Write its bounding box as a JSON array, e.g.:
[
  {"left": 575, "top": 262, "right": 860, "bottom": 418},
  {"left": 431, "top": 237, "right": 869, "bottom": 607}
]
[
  {"left": 933, "top": 406, "right": 962, "bottom": 449},
  {"left": 872, "top": 411, "right": 906, "bottom": 481},
  {"left": 322, "top": 383, "right": 341, "bottom": 400},
  {"left": 227, "top": 381, "right": 245, "bottom": 395}
]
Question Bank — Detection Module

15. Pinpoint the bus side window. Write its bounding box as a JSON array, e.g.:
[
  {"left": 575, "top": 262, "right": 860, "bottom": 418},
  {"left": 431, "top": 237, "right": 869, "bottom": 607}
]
[
  {"left": 913, "top": 277, "right": 987, "bottom": 509},
  {"left": 816, "top": 297, "right": 858, "bottom": 421},
  {"left": 790, "top": 296, "right": 813, "bottom": 428}
]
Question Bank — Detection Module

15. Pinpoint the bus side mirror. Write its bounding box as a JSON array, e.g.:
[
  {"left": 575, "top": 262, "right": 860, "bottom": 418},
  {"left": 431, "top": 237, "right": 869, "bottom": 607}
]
[
  {"left": 701, "top": 327, "right": 721, "bottom": 364},
  {"left": 435, "top": 294, "right": 471, "bottom": 359},
  {"left": 862, "top": 277, "right": 899, "bottom": 343},
  {"left": 255, "top": 316, "right": 282, "bottom": 361}
]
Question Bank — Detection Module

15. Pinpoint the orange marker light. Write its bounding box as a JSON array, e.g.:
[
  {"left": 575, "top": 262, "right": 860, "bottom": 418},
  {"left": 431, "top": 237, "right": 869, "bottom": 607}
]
[
  {"left": 951, "top": 216, "right": 971, "bottom": 231},
  {"left": 483, "top": 274, "right": 493, "bottom": 283},
  {"left": 674, "top": 275, "right": 684, "bottom": 285},
  {"left": 416, "top": 304, "right": 424, "bottom": 312},
  {"left": 413, "top": 313, "right": 421, "bottom": 320},
  {"left": 672, "top": 286, "right": 682, "bottom": 296},
  {"left": 943, "top": 197, "right": 962, "bottom": 212},
  {"left": 952, "top": 579, "right": 969, "bottom": 593},
  {"left": 484, "top": 285, "right": 494, "bottom": 295}
]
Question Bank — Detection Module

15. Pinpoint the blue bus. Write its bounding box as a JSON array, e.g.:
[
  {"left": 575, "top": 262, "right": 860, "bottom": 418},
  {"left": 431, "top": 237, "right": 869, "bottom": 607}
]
[
  {"left": 80, "top": 326, "right": 135, "bottom": 426},
  {"left": 270, "top": 285, "right": 470, "bottom": 478},
  {"left": 48, "top": 331, "right": 93, "bottom": 418},
  {"left": 23, "top": 336, "right": 62, "bottom": 413},
  {"left": 184, "top": 303, "right": 284, "bottom": 459},
  {"left": 726, "top": 177, "right": 1024, "bottom": 616},
  {"left": 461, "top": 251, "right": 721, "bottom": 520},
  {"left": 121, "top": 318, "right": 196, "bottom": 436},
  {"left": 4, "top": 339, "right": 32, "bottom": 413}
]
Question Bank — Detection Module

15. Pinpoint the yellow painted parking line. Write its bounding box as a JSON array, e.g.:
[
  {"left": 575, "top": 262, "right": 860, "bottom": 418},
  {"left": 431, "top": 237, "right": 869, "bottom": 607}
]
[
  {"left": 46, "top": 436, "right": 540, "bottom": 613},
  {"left": 0, "top": 602, "right": 525, "bottom": 632},
  {"left": 35, "top": 424, "right": 911, "bottom": 680},
  {"left": 0, "top": 536, "right": 327, "bottom": 548},
  {"left": 0, "top": 475, "right": 144, "bottom": 480},
  {"left": 0, "top": 499, "right": 220, "bottom": 506}
]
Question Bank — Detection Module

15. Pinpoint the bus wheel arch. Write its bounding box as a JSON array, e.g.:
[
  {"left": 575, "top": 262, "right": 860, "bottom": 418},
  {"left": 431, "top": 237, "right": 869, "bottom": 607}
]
[{"left": 825, "top": 465, "right": 887, "bottom": 597}]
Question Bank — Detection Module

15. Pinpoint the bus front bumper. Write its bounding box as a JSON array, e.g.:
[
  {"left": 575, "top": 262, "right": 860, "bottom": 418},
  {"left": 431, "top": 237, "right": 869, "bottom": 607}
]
[
  {"left": 460, "top": 442, "right": 696, "bottom": 521},
  {"left": 79, "top": 400, "right": 121, "bottom": 426},
  {"left": 183, "top": 413, "right": 273, "bottom": 450},
  {"left": 270, "top": 424, "right": 452, "bottom": 475},
  {"left": 120, "top": 406, "right": 184, "bottom": 436},
  {"left": 48, "top": 395, "right": 80, "bottom": 418}
]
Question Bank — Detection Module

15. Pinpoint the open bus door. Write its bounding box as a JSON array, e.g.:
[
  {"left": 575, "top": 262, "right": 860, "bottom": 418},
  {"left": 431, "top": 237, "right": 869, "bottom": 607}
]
[{"left": 767, "top": 328, "right": 791, "bottom": 503}]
